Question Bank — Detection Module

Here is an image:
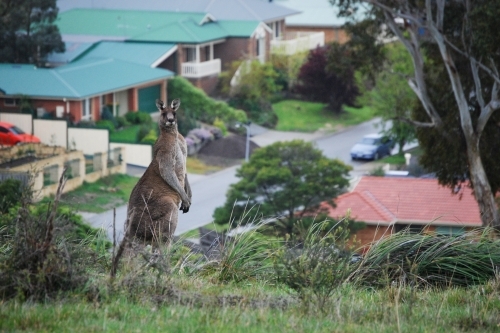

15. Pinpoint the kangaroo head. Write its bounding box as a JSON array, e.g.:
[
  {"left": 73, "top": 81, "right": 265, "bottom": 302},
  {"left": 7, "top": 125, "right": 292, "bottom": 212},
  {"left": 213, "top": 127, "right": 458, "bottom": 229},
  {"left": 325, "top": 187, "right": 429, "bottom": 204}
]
[{"left": 156, "top": 98, "right": 180, "bottom": 130}]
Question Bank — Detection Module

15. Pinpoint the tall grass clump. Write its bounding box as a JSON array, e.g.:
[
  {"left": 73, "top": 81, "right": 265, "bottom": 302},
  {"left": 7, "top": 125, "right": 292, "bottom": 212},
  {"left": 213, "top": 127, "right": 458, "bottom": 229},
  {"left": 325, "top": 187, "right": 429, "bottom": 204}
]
[
  {"left": 351, "top": 228, "right": 500, "bottom": 288},
  {"left": 274, "top": 219, "right": 356, "bottom": 312},
  {"left": 197, "top": 209, "right": 279, "bottom": 284},
  {"left": 0, "top": 170, "right": 110, "bottom": 301}
]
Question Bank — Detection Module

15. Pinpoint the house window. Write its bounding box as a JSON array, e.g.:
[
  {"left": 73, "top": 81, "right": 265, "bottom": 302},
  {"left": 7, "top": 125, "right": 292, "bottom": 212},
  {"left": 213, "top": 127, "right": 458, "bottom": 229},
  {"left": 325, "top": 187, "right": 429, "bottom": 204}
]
[
  {"left": 394, "top": 224, "right": 423, "bottom": 233},
  {"left": 184, "top": 47, "right": 196, "bottom": 62},
  {"left": 82, "top": 98, "right": 90, "bottom": 120},
  {"left": 275, "top": 21, "right": 280, "bottom": 38},
  {"left": 436, "top": 226, "right": 465, "bottom": 236},
  {"left": 256, "top": 39, "right": 260, "bottom": 57},
  {"left": 204, "top": 46, "right": 210, "bottom": 61},
  {"left": 4, "top": 98, "right": 19, "bottom": 106}
]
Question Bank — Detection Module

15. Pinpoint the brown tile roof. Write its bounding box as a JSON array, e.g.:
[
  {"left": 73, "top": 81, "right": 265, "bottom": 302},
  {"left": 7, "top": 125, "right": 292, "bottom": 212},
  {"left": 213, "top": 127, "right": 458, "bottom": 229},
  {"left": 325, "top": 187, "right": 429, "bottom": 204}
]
[{"left": 325, "top": 176, "right": 482, "bottom": 227}]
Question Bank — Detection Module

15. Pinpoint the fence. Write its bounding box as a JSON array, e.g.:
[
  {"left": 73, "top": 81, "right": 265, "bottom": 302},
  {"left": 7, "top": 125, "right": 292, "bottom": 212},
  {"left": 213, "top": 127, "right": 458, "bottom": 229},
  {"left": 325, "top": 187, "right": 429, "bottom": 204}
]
[
  {"left": 0, "top": 113, "right": 33, "bottom": 134},
  {"left": 109, "top": 142, "right": 152, "bottom": 168}
]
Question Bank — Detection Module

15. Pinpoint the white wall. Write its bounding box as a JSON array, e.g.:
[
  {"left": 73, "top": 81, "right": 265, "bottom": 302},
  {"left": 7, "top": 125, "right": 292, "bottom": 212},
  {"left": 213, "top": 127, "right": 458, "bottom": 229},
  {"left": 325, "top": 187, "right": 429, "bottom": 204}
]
[
  {"left": 109, "top": 142, "right": 152, "bottom": 167},
  {"left": 116, "top": 90, "right": 129, "bottom": 116},
  {"left": 68, "top": 127, "right": 109, "bottom": 155},
  {"left": 33, "top": 119, "right": 67, "bottom": 147},
  {"left": 0, "top": 113, "right": 32, "bottom": 134}
]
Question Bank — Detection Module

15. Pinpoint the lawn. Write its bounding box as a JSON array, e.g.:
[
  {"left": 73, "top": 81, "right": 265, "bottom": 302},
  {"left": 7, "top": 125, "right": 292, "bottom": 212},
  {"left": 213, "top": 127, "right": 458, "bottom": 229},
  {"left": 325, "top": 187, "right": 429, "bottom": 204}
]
[
  {"left": 273, "top": 100, "right": 376, "bottom": 132},
  {"left": 109, "top": 125, "right": 141, "bottom": 143},
  {"left": 58, "top": 174, "right": 138, "bottom": 213}
]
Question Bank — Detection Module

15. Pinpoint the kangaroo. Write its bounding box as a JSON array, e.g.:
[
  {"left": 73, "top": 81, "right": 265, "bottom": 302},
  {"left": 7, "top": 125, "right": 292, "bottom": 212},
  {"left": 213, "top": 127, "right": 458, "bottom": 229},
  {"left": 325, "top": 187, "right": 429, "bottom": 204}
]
[{"left": 111, "top": 98, "right": 191, "bottom": 276}]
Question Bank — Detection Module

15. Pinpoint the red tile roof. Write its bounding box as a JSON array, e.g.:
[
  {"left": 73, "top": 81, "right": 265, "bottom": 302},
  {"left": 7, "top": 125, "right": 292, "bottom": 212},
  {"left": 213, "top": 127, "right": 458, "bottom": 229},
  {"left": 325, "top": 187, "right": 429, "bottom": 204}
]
[{"left": 325, "top": 176, "right": 482, "bottom": 227}]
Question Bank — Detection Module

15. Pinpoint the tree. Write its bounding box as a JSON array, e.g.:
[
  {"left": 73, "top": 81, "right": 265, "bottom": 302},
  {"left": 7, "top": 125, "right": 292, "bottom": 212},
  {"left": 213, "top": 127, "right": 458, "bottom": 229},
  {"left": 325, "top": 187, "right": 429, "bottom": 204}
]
[
  {"left": 220, "top": 60, "right": 280, "bottom": 127},
  {"left": 294, "top": 45, "right": 359, "bottom": 114},
  {"left": 331, "top": 0, "right": 500, "bottom": 227},
  {"left": 212, "top": 140, "right": 352, "bottom": 236},
  {"left": 358, "top": 43, "right": 417, "bottom": 153},
  {"left": 0, "top": 0, "right": 65, "bottom": 65}
]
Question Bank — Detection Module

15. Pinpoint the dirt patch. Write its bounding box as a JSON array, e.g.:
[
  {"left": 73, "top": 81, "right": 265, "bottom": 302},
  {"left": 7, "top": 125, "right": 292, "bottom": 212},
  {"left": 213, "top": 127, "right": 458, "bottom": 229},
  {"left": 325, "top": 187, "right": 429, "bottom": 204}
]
[{"left": 196, "top": 134, "right": 259, "bottom": 166}]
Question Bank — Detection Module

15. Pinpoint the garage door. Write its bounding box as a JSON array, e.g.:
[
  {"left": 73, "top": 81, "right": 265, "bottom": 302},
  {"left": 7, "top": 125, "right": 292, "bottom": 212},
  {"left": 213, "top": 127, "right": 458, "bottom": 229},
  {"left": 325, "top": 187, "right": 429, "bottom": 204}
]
[{"left": 138, "top": 84, "right": 161, "bottom": 113}]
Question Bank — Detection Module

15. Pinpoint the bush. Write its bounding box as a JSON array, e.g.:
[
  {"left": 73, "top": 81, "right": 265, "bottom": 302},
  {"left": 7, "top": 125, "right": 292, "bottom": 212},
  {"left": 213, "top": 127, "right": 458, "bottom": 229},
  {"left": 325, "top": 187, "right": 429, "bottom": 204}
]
[
  {"left": 115, "top": 116, "right": 130, "bottom": 128},
  {"left": 136, "top": 112, "right": 152, "bottom": 124},
  {"left": 136, "top": 124, "right": 153, "bottom": 142},
  {"left": 125, "top": 111, "right": 139, "bottom": 124},
  {"left": 140, "top": 129, "right": 158, "bottom": 145},
  {"left": 351, "top": 228, "right": 500, "bottom": 288},
  {"left": 125, "top": 111, "right": 151, "bottom": 125},
  {"left": 177, "top": 108, "right": 198, "bottom": 137},
  {"left": 213, "top": 117, "right": 228, "bottom": 137},
  {"left": 100, "top": 106, "right": 118, "bottom": 128},
  {"left": 95, "top": 120, "right": 116, "bottom": 133},
  {"left": 0, "top": 179, "right": 23, "bottom": 213},
  {"left": 168, "top": 76, "right": 247, "bottom": 125},
  {"left": 0, "top": 172, "right": 110, "bottom": 301},
  {"left": 275, "top": 219, "right": 355, "bottom": 310}
]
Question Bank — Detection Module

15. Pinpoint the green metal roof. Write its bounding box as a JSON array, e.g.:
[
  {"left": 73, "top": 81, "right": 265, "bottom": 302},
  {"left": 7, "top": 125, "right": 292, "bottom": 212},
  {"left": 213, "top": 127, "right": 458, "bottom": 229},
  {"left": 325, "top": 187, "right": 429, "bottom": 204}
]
[
  {"left": 58, "top": 8, "right": 262, "bottom": 43},
  {"left": 74, "top": 41, "right": 177, "bottom": 66},
  {"left": 0, "top": 58, "right": 174, "bottom": 99}
]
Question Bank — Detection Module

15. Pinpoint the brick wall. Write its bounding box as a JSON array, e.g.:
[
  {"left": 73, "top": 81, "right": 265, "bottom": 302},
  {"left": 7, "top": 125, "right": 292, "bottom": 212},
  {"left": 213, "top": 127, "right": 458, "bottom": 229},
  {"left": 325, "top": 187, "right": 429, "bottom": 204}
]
[
  {"left": 187, "top": 75, "right": 220, "bottom": 96},
  {"left": 214, "top": 38, "right": 251, "bottom": 70}
]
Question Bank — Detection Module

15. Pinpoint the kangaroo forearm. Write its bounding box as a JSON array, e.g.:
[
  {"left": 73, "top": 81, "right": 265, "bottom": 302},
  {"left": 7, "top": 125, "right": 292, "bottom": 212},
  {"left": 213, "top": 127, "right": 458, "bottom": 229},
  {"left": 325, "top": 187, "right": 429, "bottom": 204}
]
[
  {"left": 160, "top": 169, "right": 189, "bottom": 201},
  {"left": 184, "top": 174, "right": 192, "bottom": 200}
]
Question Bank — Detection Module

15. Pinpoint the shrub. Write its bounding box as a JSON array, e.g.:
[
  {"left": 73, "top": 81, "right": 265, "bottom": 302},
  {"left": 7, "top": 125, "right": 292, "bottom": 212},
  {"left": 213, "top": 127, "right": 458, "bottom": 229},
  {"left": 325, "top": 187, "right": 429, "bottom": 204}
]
[
  {"left": 140, "top": 129, "right": 158, "bottom": 145},
  {"left": 136, "top": 124, "right": 153, "bottom": 142},
  {"left": 213, "top": 117, "right": 228, "bottom": 137},
  {"left": 100, "top": 106, "right": 118, "bottom": 128},
  {"left": 0, "top": 179, "right": 23, "bottom": 213},
  {"left": 275, "top": 219, "right": 355, "bottom": 311},
  {"left": 136, "top": 112, "right": 152, "bottom": 124},
  {"left": 125, "top": 111, "right": 139, "bottom": 124},
  {"left": 177, "top": 108, "right": 198, "bottom": 137},
  {"left": 95, "top": 120, "right": 115, "bottom": 133},
  {"left": 351, "top": 228, "right": 500, "bottom": 288},
  {"left": 115, "top": 116, "right": 130, "bottom": 128},
  {"left": 168, "top": 76, "right": 247, "bottom": 125},
  {"left": 0, "top": 171, "right": 109, "bottom": 300}
]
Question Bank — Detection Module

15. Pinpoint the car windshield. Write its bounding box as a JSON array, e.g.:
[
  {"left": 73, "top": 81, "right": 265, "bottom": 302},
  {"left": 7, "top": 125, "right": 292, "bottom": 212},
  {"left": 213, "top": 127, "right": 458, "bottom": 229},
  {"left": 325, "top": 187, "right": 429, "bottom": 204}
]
[
  {"left": 10, "top": 126, "right": 25, "bottom": 135},
  {"left": 361, "top": 137, "right": 379, "bottom": 145}
]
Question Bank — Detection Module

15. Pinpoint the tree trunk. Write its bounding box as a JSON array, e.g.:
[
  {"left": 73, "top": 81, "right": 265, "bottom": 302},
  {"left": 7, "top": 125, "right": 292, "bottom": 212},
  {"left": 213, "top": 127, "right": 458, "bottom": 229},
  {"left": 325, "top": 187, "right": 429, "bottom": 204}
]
[{"left": 464, "top": 135, "right": 500, "bottom": 228}]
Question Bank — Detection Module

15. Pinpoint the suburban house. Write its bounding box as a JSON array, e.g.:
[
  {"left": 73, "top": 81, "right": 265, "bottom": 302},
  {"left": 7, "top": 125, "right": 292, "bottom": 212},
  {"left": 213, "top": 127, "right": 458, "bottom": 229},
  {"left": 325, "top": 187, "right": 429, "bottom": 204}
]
[
  {"left": 54, "top": 9, "right": 276, "bottom": 94},
  {"left": 278, "top": 0, "right": 352, "bottom": 44},
  {"left": 0, "top": 58, "right": 174, "bottom": 122},
  {"left": 324, "top": 176, "right": 482, "bottom": 248},
  {"left": 56, "top": 0, "right": 300, "bottom": 46}
]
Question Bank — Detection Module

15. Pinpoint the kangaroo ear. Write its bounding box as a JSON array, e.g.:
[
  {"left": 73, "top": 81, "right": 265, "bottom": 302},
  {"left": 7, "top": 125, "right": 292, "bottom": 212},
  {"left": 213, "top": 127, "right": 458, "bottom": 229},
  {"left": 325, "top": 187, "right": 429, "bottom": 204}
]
[
  {"left": 156, "top": 99, "right": 165, "bottom": 110},
  {"left": 171, "top": 98, "right": 180, "bottom": 111}
]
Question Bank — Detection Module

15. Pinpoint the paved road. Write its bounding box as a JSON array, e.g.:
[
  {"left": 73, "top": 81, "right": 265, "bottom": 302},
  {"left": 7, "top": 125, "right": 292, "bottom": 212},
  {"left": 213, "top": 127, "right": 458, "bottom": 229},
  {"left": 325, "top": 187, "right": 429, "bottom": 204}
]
[{"left": 85, "top": 118, "right": 392, "bottom": 241}]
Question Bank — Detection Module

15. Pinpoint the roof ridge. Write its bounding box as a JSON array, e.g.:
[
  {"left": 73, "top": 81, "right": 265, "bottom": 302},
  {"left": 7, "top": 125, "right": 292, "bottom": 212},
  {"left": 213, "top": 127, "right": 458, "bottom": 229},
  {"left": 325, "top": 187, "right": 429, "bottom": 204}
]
[
  {"left": 57, "top": 58, "right": 114, "bottom": 73},
  {"left": 361, "top": 190, "right": 397, "bottom": 223},
  {"left": 236, "top": 0, "right": 261, "bottom": 20},
  {"left": 49, "top": 70, "right": 79, "bottom": 97},
  {"left": 177, "top": 19, "right": 201, "bottom": 42}
]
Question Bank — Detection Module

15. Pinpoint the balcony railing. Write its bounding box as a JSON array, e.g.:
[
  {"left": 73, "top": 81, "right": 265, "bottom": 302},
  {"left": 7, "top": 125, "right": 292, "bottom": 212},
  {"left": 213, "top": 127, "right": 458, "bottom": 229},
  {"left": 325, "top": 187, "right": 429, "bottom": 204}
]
[
  {"left": 271, "top": 31, "right": 325, "bottom": 55},
  {"left": 181, "top": 59, "right": 221, "bottom": 78}
]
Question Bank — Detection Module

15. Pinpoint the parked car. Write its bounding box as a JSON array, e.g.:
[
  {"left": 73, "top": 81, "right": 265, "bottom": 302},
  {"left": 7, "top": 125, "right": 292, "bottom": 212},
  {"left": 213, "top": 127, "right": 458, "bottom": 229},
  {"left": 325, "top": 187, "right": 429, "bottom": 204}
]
[
  {"left": 350, "top": 134, "right": 394, "bottom": 160},
  {"left": 0, "top": 121, "right": 40, "bottom": 146}
]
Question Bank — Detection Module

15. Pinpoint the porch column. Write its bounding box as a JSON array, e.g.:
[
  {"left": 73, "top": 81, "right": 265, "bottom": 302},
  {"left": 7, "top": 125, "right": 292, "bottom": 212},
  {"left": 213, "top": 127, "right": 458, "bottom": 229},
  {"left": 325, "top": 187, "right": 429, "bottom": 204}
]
[
  {"left": 196, "top": 45, "right": 200, "bottom": 63},
  {"left": 210, "top": 43, "right": 214, "bottom": 60},
  {"left": 113, "top": 92, "right": 116, "bottom": 116}
]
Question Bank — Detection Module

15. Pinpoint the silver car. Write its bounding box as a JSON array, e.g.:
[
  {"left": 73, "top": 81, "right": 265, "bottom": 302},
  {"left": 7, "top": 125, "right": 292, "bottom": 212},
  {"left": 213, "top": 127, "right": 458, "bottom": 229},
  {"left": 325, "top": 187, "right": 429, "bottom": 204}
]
[{"left": 350, "top": 134, "right": 394, "bottom": 160}]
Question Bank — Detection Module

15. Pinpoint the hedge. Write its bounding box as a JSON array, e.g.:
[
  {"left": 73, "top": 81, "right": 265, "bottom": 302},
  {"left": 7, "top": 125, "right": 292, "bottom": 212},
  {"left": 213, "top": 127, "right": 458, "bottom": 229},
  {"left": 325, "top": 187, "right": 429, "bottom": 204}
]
[{"left": 168, "top": 76, "right": 247, "bottom": 125}]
